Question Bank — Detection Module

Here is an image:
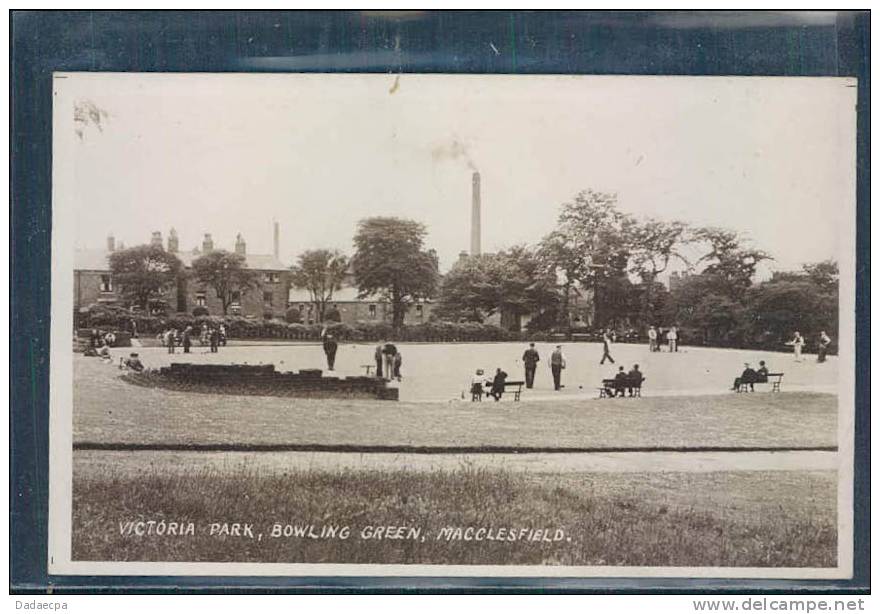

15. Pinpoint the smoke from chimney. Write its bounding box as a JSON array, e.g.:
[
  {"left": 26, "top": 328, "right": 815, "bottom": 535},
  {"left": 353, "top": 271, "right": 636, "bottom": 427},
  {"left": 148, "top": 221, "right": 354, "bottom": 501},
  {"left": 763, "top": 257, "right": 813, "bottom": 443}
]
[{"left": 471, "top": 172, "right": 481, "bottom": 256}]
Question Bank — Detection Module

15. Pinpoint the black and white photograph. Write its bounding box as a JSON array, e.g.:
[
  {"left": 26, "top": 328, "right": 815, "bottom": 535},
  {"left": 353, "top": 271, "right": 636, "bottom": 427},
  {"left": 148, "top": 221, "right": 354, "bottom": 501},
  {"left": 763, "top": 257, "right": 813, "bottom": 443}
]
[{"left": 47, "top": 71, "right": 856, "bottom": 578}]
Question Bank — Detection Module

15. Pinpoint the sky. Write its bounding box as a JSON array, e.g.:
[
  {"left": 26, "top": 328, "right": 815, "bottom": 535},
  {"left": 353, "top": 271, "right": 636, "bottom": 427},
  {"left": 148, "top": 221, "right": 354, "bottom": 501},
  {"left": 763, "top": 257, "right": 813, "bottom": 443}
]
[{"left": 58, "top": 73, "right": 856, "bottom": 275}]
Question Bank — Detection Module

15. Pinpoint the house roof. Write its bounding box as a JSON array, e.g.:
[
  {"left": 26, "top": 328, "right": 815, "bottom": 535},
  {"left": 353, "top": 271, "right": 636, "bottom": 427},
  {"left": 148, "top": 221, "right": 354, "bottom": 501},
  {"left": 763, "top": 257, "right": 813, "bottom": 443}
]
[
  {"left": 288, "top": 285, "right": 366, "bottom": 303},
  {"left": 287, "top": 285, "right": 432, "bottom": 304},
  {"left": 74, "top": 248, "right": 287, "bottom": 272}
]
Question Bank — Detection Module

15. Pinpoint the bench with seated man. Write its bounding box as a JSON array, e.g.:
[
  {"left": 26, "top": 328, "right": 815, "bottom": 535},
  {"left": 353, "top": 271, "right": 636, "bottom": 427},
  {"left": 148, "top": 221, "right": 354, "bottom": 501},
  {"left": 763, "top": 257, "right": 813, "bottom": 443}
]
[
  {"left": 469, "top": 368, "right": 525, "bottom": 402},
  {"left": 599, "top": 365, "right": 645, "bottom": 398},
  {"left": 733, "top": 361, "right": 784, "bottom": 392}
]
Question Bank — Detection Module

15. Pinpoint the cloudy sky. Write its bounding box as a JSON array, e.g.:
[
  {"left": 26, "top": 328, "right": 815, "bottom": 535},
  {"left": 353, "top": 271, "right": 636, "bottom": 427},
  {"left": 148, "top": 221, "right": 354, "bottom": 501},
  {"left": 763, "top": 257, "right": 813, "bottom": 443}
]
[{"left": 58, "top": 73, "right": 856, "bottom": 274}]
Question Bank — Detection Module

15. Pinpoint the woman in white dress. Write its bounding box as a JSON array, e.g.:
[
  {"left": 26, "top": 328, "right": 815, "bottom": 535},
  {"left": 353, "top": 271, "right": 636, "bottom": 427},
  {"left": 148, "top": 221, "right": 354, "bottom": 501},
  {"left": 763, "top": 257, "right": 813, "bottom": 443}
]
[{"left": 788, "top": 331, "right": 805, "bottom": 362}]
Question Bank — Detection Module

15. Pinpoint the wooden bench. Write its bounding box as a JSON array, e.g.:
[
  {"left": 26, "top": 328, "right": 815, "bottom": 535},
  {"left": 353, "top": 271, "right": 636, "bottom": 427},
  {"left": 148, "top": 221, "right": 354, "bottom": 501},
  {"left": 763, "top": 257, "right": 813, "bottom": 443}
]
[
  {"left": 737, "top": 372, "right": 784, "bottom": 393},
  {"left": 598, "top": 376, "right": 645, "bottom": 398},
  {"left": 472, "top": 380, "right": 525, "bottom": 401}
]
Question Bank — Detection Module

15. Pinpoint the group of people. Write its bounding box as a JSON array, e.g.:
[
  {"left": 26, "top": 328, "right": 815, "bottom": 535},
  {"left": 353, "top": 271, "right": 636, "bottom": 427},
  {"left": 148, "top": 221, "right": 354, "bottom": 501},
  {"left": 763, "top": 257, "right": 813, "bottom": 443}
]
[
  {"left": 469, "top": 367, "right": 509, "bottom": 401},
  {"left": 373, "top": 341, "right": 403, "bottom": 381},
  {"left": 731, "top": 360, "right": 770, "bottom": 391},
  {"left": 602, "top": 365, "right": 644, "bottom": 398},
  {"left": 520, "top": 342, "right": 568, "bottom": 391},
  {"left": 647, "top": 325, "right": 678, "bottom": 353},
  {"left": 160, "top": 323, "right": 226, "bottom": 354},
  {"left": 318, "top": 330, "right": 404, "bottom": 382},
  {"left": 787, "top": 330, "right": 833, "bottom": 363}
]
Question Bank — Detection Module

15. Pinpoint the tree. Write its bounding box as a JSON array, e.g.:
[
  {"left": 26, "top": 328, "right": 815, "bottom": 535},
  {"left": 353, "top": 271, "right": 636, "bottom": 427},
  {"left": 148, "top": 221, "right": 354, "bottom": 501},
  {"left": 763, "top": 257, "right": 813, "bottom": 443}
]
[
  {"left": 350, "top": 217, "right": 439, "bottom": 328},
  {"left": 665, "top": 273, "right": 749, "bottom": 346},
  {"left": 692, "top": 227, "right": 772, "bottom": 298},
  {"left": 290, "top": 249, "right": 349, "bottom": 323},
  {"left": 745, "top": 260, "right": 839, "bottom": 346},
  {"left": 190, "top": 250, "right": 258, "bottom": 315},
  {"left": 435, "top": 247, "right": 559, "bottom": 330},
  {"left": 107, "top": 244, "right": 183, "bottom": 310},
  {"left": 629, "top": 219, "right": 690, "bottom": 324},
  {"left": 434, "top": 255, "right": 495, "bottom": 323},
  {"left": 539, "top": 190, "right": 633, "bottom": 329}
]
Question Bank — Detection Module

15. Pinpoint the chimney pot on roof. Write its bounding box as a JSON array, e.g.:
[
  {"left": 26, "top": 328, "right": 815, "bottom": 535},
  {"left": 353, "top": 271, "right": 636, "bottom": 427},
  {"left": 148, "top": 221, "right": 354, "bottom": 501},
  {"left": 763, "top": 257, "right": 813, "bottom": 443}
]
[
  {"left": 235, "top": 233, "right": 246, "bottom": 255},
  {"left": 107, "top": 234, "right": 116, "bottom": 252},
  {"left": 150, "top": 231, "right": 163, "bottom": 248},
  {"left": 202, "top": 233, "right": 214, "bottom": 253},
  {"left": 168, "top": 228, "right": 179, "bottom": 253}
]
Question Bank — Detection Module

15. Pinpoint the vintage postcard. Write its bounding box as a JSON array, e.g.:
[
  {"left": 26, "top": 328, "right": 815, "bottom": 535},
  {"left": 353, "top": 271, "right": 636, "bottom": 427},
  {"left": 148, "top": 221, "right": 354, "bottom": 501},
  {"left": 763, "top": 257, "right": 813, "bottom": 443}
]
[{"left": 48, "top": 73, "right": 856, "bottom": 579}]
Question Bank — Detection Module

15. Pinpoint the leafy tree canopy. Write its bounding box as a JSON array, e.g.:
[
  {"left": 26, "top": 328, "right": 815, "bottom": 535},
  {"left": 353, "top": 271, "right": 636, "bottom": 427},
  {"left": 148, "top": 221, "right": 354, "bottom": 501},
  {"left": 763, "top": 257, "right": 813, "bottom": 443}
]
[
  {"left": 107, "top": 244, "right": 183, "bottom": 310},
  {"left": 351, "top": 217, "right": 439, "bottom": 328},
  {"left": 191, "top": 250, "right": 258, "bottom": 316}
]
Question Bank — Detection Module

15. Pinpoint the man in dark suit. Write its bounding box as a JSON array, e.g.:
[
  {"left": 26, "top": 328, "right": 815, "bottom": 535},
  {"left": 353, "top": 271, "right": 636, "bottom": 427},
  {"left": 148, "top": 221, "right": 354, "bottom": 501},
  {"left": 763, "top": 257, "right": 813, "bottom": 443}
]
[
  {"left": 627, "top": 364, "right": 644, "bottom": 396},
  {"left": 522, "top": 343, "right": 540, "bottom": 389},
  {"left": 732, "top": 363, "right": 758, "bottom": 392},
  {"left": 489, "top": 368, "right": 508, "bottom": 401},
  {"left": 322, "top": 333, "right": 339, "bottom": 371},
  {"left": 613, "top": 366, "right": 628, "bottom": 397}
]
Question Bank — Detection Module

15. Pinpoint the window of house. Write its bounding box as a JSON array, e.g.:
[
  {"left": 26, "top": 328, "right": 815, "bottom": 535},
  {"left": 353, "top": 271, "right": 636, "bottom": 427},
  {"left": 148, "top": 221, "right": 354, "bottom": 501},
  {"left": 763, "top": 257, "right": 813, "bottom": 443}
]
[
  {"left": 298, "top": 303, "right": 305, "bottom": 312},
  {"left": 100, "top": 275, "right": 113, "bottom": 292},
  {"left": 416, "top": 304, "right": 424, "bottom": 317},
  {"left": 368, "top": 304, "right": 377, "bottom": 318},
  {"left": 195, "top": 294, "right": 206, "bottom": 307},
  {"left": 231, "top": 291, "right": 241, "bottom": 304},
  {"left": 263, "top": 291, "right": 274, "bottom": 305},
  {"left": 263, "top": 272, "right": 280, "bottom": 283}
]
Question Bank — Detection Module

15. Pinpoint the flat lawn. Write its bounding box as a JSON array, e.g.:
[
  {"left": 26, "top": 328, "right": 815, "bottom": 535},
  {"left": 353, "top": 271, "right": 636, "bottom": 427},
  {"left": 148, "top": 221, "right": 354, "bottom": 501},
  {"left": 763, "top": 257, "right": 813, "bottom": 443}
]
[
  {"left": 74, "top": 356, "right": 836, "bottom": 449},
  {"left": 71, "top": 464, "right": 836, "bottom": 567},
  {"left": 114, "top": 341, "right": 838, "bottom": 401}
]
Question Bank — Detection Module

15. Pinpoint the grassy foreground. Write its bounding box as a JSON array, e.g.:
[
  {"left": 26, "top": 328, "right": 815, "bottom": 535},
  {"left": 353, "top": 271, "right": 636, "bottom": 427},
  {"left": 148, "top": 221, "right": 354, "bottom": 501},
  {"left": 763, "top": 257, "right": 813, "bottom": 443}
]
[
  {"left": 72, "top": 466, "right": 836, "bottom": 567},
  {"left": 75, "top": 359, "right": 837, "bottom": 449}
]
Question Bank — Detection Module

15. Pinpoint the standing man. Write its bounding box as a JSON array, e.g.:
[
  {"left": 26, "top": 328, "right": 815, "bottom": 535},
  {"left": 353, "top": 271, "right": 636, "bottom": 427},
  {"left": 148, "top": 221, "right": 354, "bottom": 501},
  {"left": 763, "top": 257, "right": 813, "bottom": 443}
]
[
  {"left": 647, "top": 325, "right": 658, "bottom": 352},
  {"left": 165, "top": 329, "right": 176, "bottom": 354},
  {"left": 182, "top": 326, "right": 192, "bottom": 354},
  {"left": 209, "top": 326, "right": 219, "bottom": 353},
  {"left": 600, "top": 330, "right": 615, "bottom": 365},
  {"left": 817, "top": 331, "right": 831, "bottom": 363},
  {"left": 322, "top": 332, "right": 338, "bottom": 371},
  {"left": 522, "top": 342, "right": 540, "bottom": 389},
  {"left": 374, "top": 341, "right": 384, "bottom": 378},
  {"left": 550, "top": 345, "right": 566, "bottom": 391},
  {"left": 668, "top": 326, "right": 678, "bottom": 352}
]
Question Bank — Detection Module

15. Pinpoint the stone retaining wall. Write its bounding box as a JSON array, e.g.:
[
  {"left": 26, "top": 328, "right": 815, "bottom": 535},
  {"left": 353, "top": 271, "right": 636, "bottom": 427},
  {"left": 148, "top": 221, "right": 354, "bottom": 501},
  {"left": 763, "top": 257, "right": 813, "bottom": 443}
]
[{"left": 122, "top": 363, "right": 399, "bottom": 401}]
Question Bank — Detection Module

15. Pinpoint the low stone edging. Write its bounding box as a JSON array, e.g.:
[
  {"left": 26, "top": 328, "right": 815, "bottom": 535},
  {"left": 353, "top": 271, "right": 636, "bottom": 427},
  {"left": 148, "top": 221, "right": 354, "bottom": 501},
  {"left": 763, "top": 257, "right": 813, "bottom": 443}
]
[{"left": 121, "top": 362, "right": 398, "bottom": 401}]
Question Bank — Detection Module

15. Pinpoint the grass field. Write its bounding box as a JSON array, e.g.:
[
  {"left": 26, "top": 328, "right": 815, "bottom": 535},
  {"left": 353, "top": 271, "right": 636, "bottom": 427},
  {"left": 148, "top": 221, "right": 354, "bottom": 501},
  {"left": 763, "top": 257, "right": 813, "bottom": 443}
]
[
  {"left": 71, "top": 465, "right": 837, "bottom": 567},
  {"left": 75, "top": 355, "right": 836, "bottom": 449}
]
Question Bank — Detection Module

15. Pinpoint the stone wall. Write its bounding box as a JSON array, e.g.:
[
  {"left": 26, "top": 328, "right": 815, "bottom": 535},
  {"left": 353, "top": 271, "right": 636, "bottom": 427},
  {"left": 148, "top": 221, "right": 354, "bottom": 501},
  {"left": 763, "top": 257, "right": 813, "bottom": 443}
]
[{"left": 124, "top": 363, "right": 398, "bottom": 401}]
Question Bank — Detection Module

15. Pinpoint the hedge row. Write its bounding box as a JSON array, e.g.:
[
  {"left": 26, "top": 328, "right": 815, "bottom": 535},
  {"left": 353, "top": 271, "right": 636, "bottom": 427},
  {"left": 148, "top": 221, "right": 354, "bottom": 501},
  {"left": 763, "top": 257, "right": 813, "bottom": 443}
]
[{"left": 79, "top": 305, "right": 523, "bottom": 342}]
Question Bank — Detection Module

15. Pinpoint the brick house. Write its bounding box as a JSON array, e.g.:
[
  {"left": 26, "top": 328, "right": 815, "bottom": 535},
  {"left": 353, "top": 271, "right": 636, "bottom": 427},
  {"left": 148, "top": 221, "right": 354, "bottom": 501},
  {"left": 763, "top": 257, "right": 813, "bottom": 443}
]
[
  {"left": 74, "top": 227, "right": 292, "bottom": 318},
  {"left": 287, "top": 272, "right": 435, "bottom": 326}
]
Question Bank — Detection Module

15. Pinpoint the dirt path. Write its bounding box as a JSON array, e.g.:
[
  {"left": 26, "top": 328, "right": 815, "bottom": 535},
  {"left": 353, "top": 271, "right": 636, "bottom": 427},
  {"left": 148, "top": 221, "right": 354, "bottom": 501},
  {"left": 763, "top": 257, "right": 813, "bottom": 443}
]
[{"left": 75, "top": 449, "right": 838, "bottom": 476}]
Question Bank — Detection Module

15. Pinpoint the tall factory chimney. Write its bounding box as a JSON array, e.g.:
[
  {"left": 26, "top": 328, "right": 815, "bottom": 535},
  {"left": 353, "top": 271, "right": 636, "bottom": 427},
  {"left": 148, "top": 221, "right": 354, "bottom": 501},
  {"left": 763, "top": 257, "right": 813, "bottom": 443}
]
[
  {"left": 273, "top": 220, "right": 280, "bottom": 260},
  {"left": 470, "top": 171, "right": 481, "bottom": 256}
]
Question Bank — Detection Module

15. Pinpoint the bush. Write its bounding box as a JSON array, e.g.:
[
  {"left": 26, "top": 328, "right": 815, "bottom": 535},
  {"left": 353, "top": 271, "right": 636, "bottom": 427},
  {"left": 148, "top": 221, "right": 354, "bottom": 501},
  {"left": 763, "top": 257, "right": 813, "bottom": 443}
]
[
  {"left": 284, "top": 307, "right": 303, "bottom": 324},
  {"left": 324, "top": 306, "right": 342, "bottom": 322},
  {"left": 192, "top": 306, "right": 209, "bottom": 317}
]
